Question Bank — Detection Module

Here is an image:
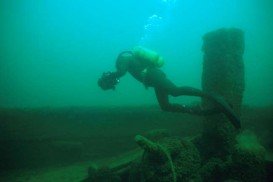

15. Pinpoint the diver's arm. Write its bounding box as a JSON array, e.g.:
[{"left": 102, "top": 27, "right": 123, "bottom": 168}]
[
  {"left": 113, "top": 59, "right": 129, "bottom": 78},
  {"left": 112, "top": 51, "right": 132, "bottom": 78},
  {"left": 98, "top": 52, "right": 132, "bottom": 90}
]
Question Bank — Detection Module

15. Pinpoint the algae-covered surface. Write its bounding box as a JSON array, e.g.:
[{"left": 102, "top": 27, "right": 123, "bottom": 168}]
[{"left": 0, "top": 106, "right": 272, "bottom": 181}]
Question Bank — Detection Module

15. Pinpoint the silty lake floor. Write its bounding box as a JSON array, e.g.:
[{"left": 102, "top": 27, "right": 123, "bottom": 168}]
[{"left": 0, "top": 106, "right": 272, "bottom": 181}]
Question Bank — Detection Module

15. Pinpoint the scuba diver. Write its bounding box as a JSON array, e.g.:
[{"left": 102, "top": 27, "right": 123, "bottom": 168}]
[{"left": 98, "top": 46, "right": 241, "bottom": 129}]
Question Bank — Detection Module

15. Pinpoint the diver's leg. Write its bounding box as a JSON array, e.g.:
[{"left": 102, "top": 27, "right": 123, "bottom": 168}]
[
  {"left": 172, "top": 87, "right": 241, "bottom": 128},
  {"left": 154, "top": 88, "right": 187, "bottom": 112},
  {"left": 207, "top": 96, "right": 241, "bottom": 129},
  {"left": 145, "top": 68, "right": 209, "bottom": 98},
  {"left": 169, "top": 86, "right": 241, "bottom": 128},
  {"left": 157, "top": 78, "right": 241, "bottom": 128},
  {"left": 154, "top": 88, "right": 173, "bottom": 111},
  {"left": 169, "top": 86, "right": 209, "bottom": 98},
  {"left": 147, "top": 69, "right": 241, "bottom": 128},
  {"left": 184, "top": 104, "right": 221, "bottom": 115},
  {"left": 154, "top": 88, "right": 216, "bottom": 114},
  {"left": 168, "top": 86, "right": 234, "bottom": 110},
  {"left": 151, "top": 73, "right": 218, "bottom": 114}
]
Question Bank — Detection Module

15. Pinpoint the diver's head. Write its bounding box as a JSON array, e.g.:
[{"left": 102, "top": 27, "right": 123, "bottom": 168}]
[{"left": 98, "top": 72, "right": 119, "bottom": 90}]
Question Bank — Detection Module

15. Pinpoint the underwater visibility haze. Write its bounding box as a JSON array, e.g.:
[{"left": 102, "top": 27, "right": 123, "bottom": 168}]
[{"left": 0, "top": 0, "right": 273, "bottom": 108}]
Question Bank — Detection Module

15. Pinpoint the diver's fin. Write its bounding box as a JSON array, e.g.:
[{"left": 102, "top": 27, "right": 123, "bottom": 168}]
[{"left": 207, "top": 94, "right": 241, "bottom": 129}]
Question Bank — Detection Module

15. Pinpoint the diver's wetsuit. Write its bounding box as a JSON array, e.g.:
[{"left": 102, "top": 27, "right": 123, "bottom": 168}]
[
  {"left": 144, "top": 68, "right": 215, "bottom": 114},
  {"left": 114, "top": 51, "right": 216, "bottom": 114},
  {"left": 113, "top": 51, "right": 241, "bottom": 128}
]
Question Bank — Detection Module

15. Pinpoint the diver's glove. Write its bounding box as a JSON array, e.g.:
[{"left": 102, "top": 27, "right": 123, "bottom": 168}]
[{"left": 98, "top": 71, "right": 119, "bottom": 90}]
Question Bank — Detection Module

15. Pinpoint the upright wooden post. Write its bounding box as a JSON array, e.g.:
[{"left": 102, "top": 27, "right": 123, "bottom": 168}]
[{"left": 201, "top": 28, "right": 245, "bottom": 158}]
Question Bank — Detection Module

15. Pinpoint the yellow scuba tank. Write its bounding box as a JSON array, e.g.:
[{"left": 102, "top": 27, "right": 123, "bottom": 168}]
[{"left": 132, "top": 46, "right": 164, "bottom": 68}]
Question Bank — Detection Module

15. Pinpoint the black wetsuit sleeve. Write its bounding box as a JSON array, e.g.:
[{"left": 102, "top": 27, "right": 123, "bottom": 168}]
[
  {"left": 114, "top": 59, "right": 128, "bottom": 78},
  {"left": 113, "top": 51, "right": 132, "bottom": 78}
]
